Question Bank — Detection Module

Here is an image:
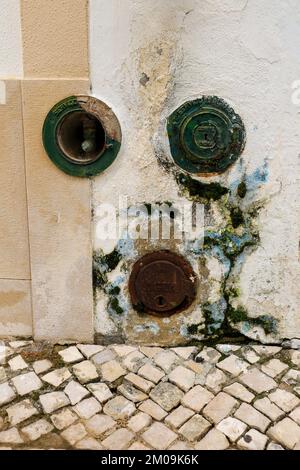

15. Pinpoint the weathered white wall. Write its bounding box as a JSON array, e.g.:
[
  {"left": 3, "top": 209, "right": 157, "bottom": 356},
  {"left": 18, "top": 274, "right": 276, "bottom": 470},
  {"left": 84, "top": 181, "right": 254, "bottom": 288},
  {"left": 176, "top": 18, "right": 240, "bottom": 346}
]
[
  {"left": 0, "top": 0, "right": 23, "bottom": 77},
  {"left": 90, "top": 0, "right": 300, "bottom": 345}
]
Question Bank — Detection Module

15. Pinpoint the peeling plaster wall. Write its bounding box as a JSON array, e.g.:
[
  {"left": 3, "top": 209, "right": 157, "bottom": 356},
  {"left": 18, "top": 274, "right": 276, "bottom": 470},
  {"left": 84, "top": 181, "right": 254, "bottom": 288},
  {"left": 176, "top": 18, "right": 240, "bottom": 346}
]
[{"left": 90, "top": 0, "right": 300, "bottom": 345}]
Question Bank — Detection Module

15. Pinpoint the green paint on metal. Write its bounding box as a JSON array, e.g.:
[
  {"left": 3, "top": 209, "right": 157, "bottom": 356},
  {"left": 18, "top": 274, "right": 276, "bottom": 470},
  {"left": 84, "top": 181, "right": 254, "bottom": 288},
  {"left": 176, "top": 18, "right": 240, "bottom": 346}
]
[
  {"left": 42, "top": 96, "right": 121, "bottom": 177},
  {"left": 167, "top": 96, "right": 246, "bottom": 174}
]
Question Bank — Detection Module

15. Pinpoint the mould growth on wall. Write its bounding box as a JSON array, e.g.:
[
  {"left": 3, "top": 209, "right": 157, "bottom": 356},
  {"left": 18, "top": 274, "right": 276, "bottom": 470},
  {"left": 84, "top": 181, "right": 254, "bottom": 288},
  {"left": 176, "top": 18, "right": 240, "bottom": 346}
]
[{"left": 92, "top": 159, "right": 278, "bottom": 346}]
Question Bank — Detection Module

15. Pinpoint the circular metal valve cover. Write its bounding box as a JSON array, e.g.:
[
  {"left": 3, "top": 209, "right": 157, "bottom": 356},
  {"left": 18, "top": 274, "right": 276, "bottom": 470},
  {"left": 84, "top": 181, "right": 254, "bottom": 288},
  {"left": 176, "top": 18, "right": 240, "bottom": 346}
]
[
  {"left": 129, "top": 251, "right": 197, "bottom": 316},
  {"left": 167, "top": 96, "right": 246, "bottom": 175},
  {"left": 42, "top": 96, "right": 122, "bottom": 177}
]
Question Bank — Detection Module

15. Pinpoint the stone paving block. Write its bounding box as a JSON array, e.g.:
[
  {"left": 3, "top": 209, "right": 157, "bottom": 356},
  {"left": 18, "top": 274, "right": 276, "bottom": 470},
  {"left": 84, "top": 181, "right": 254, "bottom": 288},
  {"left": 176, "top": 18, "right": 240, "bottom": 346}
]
[
  {"left": 181, "top": 385, "right": 214, "bottom": 412},
  {"left": 9, "top": 341, "right": 32, "bottom": 350},
  {"left": 50, "top": 408, "right": 77, "bottom": 430},
  {"left": 165, "top": 405, "right": 194, "bottom": 429},
  {"left": 195, "top": 347, "right": 221, "bottom": 364},
  {"left": 128, "top": 412, "right": 152, "bottom": 433},
  {"left": 290, "top": 406, "right": 300, "bottom": 425},
  {"left": 168, "top": 365, "right": 195, "bottom": 392},
  {"left": 0, "top": 367, "right": 7, "bottom": 383},
  {"left": 168, "top": 441, "right": 194, "bottom": 450},
  {"left": 153, "top": 350, "right": 179, "bottom": 373},
  {"left": 72, "top": 360, "right": 98, "bottom": 384},
  {"left": 8, "top": 355, "right": 28, "bottom": 371},
  {"left": 282, "top": 369, "right": 300, "bottom": 386},
  {"left": 6, "top": 399, "right": 38, "bottom": 426},
  {"left": 0, "top": 428, "right": 23, "bottom": 444},
  {"left": 294, "top": 386, "right": 300, "bottom": 397},
  {"left": 85, "top": 414, "right": 116, "bottom": 437},
  {"left": 239, "top": 368, "right": 277, "bottom": 393},
  {"left": 125, "top": 372, "right": 154, "bottom": 393},
  {"left": 129, "top": 442, "right": 151, "bottom": 450},
  {"left": 61, "top": 423, "right": 87, "bottom": 446},
  {"left": 123, "top": 351, "right": 146, "bottom": 372},
  {"left": 267, "top": 417, "right": 300, "bottom": 449},
  {"left": 139, "top": 346, "right": 163, "bottom": 358},
  {"left": 171, "top": 347, "right": 197, "bottom": 360},
  {"left": 0, "top": 382, "right": 16, "bottom": 406},
  {"left": 139, "top": 399, "right": 168, "bottom": 421},
  {"left": 22, "top": 419, "right": 54, "bottom": 441},
  {"left": 112, "top": 345, "right": 137, "bottom": 357},
  {"left": 234, "top": 403, "right": 270, "bottom": 432},
  {"left": 87, "top": 383, "right": 113, "bottom": 404},
  {"left": 224, "top": 383, "right": 254, "bottom": 403},
  {"left": 32, "top": 359, "right": 52, "bottom": 375},
  {"left": 75, "top": 437, "right": 103, "bottom": 450},
  {"left": 102, "top": 428, "right": 134, "bottom": 450},
  {"left": 216, "top": 344, "right": 241, "bottom": 354},
  {"left": 184, "top": 359, "right": 206, "bottom": 375},
  {"left": 254, "top": 397, "right": 285, "bottom": 421},
  {"left": 178, "top": 415, "right": 211, "bottom": 442},
  {"left": 251, "top": 346, "right": 282, "bottom": 355},
  {"left": 91, "top": 349, "right": 116, "bottom": 366},
  {"left": 100, "top": 360, "right": 126, "bottom": 382},
  {"left": 142, "top": 422, "right": 177, "bottom": 450},
  {"left": 58, "top": 346, "right": 83, "bottom": 364},
  {"left": 0, "top": 345, "right": 14, "bottom": 363},
  {"left": 216, "top": 417, "right": 247, "bottom": 442},
  {"left": 12, "top": 372, "right": 42, "bottom": 396},
  {"left": 205, "top": 367, "right": 227, "bottom": 392},
  {"left": 241, "top": 348, "right": 260, "bottom": 364},
  {"left": 290, "top": 350, "right": 300, "bottom": 367},
  {"left": 195, "top": 428, "right": 229, "bottom": 450},
  {"left": 267, "top": 442, "right": 285, "bottom": 450},
  {"left": 118, "top": 383, "right": 147, "bottom": 403},
  {"left": 203, "top": 392, "right": 238, "bottom": 424},
  {"left": 64, "top": 380, "right": 90, "bottom": 405},
  {"left": 261, "top": 359, "right": 289, "bottom": 378},
  {"left": 73, "top": 397, "right": 102, "bottom": 420},
  {"left": 77, "top": 344, "right": 104, "bottom": 359},
  {"left": 150, "top": 382, "right": 183, "bottom": 411},
  {"left": 40, "top": 392, "right": 70, "bottom": 414},
  {"left": 103, "top": 396, "right": 136, "bottom": 420},
  {"left": 138, "top": 363, "right": 165, "bottom": 384},
  {"left": 42, "top": 368, "right": 71, "bottom": 387},
  {"left": 237, "top": 428, "right": 268, "bottom": 450},
  {"left": 217, "top": 355, "right": 249, "bottom": 377},
  {"left": 269, "top": 389, "right": 300, "bottom": 412}
]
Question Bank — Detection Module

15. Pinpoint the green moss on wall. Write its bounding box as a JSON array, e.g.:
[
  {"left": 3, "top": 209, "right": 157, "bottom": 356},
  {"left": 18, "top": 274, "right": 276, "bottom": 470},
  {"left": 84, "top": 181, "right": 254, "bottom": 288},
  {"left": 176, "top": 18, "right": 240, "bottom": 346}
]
[
  {"left": 237, "top": 181, "right": 247, "bottom": 198},
  {"left": 177, "top": 174, "right": 229, "bottom": 201}
]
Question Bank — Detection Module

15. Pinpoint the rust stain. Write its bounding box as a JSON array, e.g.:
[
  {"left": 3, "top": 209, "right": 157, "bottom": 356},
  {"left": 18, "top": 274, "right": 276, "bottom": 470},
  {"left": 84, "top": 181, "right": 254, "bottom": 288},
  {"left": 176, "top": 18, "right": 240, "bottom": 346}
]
[{"left": 0, "top": 290, "right": 26, "bottom": 307}]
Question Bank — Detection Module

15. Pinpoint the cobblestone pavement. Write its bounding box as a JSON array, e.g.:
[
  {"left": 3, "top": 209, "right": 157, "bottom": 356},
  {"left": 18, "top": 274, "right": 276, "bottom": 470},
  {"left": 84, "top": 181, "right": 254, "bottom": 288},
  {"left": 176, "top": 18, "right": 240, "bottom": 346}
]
[{"left": 0, "top": 340, "right": 300, "bottom": 450}]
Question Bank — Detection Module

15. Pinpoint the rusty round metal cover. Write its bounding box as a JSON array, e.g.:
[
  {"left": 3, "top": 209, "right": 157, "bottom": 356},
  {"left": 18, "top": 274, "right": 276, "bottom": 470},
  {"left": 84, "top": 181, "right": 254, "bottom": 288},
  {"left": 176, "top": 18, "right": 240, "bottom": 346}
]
[{"left": 129, "top": 251, "right": 197, "bottom": 316}]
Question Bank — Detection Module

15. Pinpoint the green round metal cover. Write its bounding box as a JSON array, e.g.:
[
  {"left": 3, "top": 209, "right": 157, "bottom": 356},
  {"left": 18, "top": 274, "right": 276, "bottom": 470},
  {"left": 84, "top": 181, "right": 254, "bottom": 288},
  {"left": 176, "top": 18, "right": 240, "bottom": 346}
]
[
  {"left": 167, "top": 96, "right": 246, "bottom": 175},
  {"left": 42, "top": 95, "right": 122, "bottom": 177}
]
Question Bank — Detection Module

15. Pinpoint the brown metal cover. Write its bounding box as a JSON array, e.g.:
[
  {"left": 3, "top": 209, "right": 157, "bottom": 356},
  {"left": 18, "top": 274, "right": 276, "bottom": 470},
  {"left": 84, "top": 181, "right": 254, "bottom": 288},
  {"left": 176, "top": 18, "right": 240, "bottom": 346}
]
[{"left": 129, "top": 251, "right": 197, "bottom": 316}]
